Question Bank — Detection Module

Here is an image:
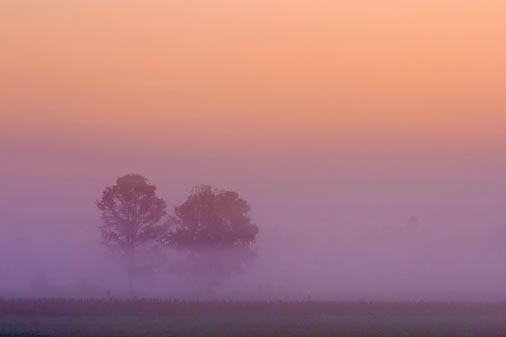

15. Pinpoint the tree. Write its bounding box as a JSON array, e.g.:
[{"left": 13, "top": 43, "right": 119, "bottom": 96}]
[
  {"left": 96, "top": 174, "right": 167, "bottom": 292},
  {"left": 165, "top": 185, "right": 259, "bottom": 286}
]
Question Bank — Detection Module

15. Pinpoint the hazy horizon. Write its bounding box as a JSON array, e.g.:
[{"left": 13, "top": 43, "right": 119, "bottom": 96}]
[{"left": 1, "top": 0, "right": 506, "bottom": 301}]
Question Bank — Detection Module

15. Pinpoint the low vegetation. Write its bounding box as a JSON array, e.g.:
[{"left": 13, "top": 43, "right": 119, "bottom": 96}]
[{"left": 1, "top": 299, "right": 506, "bottom": 337}]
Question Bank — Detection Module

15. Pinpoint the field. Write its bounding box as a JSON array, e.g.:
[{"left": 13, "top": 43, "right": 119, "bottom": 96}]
[{"left": 1, "top": 299, "right": 506, "bottom": 337}]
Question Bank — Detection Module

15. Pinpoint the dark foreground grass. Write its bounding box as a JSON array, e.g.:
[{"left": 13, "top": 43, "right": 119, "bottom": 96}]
[{"left": 1, "top": 299, "right": 506, "bottom": 337}]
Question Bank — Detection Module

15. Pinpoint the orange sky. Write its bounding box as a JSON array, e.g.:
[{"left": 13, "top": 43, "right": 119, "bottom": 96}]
[
  {"left": 2, "top": 1, "right": 505, "bottom": 134},
  {"left": 1, "top": 0, "right": 506, "bottom": 245},
  {"left": 1, "top": 0, "right": 505, "bottom": 176},
  {"left": 3, "top": 2, "right": 506, "bottom": 298}
]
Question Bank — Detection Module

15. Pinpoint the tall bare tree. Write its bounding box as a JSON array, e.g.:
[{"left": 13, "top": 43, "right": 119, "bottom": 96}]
[{"left": 97, "top": 174, "right": 167, "bottom": 292}]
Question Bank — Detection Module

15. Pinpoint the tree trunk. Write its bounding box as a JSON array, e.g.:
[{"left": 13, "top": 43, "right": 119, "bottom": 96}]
[{"left": 125, "top": 249, "right": 135, "bottom": 294}]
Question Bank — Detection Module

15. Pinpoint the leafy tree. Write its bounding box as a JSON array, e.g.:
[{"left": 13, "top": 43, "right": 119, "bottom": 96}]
[
  {"left": 165, "top": 185, "right": 259, "bottom": 286},
  {"left": 96, "top": 174, "right": 167, "bottom": 292}
]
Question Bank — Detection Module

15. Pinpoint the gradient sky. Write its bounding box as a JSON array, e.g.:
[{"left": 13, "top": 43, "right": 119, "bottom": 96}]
[{"left": 1, "top": 1, "right": 506, "bottom": 245}]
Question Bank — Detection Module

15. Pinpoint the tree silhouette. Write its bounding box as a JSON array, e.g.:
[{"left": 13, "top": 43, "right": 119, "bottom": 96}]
[
  {"left": 97, "top": 174, "right": 167, "bottom": 292},
  {"left": 165, "top": 185, "right": 258, "bottom": 286}
]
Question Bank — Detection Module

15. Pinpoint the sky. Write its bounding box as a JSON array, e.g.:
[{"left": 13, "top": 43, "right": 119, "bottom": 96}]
[{"left": 1, "top": 0, "right": 506, "bottom": 299}]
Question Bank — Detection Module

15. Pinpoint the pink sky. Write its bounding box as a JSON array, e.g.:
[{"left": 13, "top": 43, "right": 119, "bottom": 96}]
[
  {"left": 2, "top": 0, "right": 505, "bottom": 224},
  {"left": 1, "top": 0, "right": 506, "bottom": 298}
]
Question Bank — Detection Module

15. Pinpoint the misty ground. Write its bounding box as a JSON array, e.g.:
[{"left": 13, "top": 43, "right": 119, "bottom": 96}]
[{"left": 1, "top": 299, "right": 506, "bottom": 337}]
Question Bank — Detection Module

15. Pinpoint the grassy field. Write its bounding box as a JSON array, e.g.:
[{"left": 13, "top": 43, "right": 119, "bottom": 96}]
[{"left": 1, "top": 299, "right": 506, "bottom": 337}]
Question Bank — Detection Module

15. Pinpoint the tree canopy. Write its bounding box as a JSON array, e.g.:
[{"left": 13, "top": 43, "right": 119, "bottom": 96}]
[
  {"left": 166, "top": 185, "right": 258, "bottom": 250},
  {"left": 97, "top": 174, "right": 167, "bottom": 252},
  {"left": 96, "top": 178, "right": 259, "bottom": 290}
]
